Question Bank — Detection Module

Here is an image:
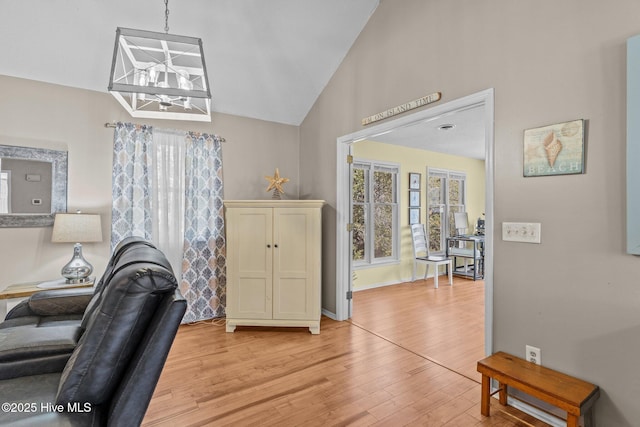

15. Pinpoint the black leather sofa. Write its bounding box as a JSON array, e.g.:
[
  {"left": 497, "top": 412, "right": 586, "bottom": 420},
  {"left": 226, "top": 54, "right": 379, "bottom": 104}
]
[
  {"left": 0, "top": 238, "right": 186, "bottom": 426},
  {"left": 0, "top": 237, "right": 157, "bottom": 379}
]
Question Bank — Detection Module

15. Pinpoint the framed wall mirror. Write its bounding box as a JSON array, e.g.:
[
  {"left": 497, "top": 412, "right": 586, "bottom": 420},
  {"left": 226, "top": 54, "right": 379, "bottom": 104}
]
[{"left": 0, "top": 144, "right": 67, "bottom": 227}]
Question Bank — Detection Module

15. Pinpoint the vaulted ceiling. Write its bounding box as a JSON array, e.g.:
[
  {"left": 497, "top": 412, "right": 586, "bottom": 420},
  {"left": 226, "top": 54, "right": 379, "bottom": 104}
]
[
  {"left": 0, "top": 0, "right": 379, "bottom": 126},
  {"left": 1, "top": 1, "right": 487, "bottom": 159}
]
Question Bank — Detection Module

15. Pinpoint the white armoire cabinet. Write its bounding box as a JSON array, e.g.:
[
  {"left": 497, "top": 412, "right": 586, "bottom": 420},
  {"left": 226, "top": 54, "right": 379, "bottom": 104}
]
[{"left": 224, "top": 200, "right": 324, "bottom": 334}]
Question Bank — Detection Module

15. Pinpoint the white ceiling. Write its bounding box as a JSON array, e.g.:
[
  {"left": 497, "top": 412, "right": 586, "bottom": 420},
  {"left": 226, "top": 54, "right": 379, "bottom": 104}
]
[
  {"left": 0, "top": 0, "right": 379, "bottom": 126},
  {"left": 367, "top": 105, "right": 486, "bottom": 160}
]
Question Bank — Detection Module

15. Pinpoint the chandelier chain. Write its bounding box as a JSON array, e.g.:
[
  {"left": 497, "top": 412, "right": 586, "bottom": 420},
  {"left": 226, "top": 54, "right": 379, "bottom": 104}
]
[{"left": 164, "top": 0, "right": 170, "bottom": 33}]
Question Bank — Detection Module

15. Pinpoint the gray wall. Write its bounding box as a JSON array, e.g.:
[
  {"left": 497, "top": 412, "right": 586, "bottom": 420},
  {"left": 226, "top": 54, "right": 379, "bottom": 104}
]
[
  {"left": 300, "top": 0, "right": 640, "bottom": 424},
  {"left": 2, "top": 1, "right": 640, "bottom": 423},
  {"left": 0, "top": 75, "right": 300, "bottom": 290}
]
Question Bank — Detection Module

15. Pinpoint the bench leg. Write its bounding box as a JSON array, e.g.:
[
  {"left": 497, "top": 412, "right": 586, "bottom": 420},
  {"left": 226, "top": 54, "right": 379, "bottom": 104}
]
[
  {"left": 584, "top": 406, "right": 595, "bottom": 427},
  {"left": 498, "top": 381, "right": 507, "bottom": 405},
  {"left": 567, "top": 414, "right": 579, "bottom": 427},
  {"left": 481, "top": 374, "right": 491, "bottom": 416}
]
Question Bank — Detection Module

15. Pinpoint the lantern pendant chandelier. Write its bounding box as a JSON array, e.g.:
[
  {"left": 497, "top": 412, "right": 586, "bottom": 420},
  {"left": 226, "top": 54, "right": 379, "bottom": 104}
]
[{"left": 108, "top": 0, "right": 212, "bottom": 122}]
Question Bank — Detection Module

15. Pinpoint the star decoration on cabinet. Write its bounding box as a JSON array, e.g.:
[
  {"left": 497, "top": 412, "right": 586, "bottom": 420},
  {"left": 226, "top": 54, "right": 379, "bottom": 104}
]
[{"left": 265, "top": 168, "right": 289, "bottom": 199}]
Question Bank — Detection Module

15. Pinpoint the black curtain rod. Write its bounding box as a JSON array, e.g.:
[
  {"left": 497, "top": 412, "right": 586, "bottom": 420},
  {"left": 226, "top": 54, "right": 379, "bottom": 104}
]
[{"left": 104, "top": 122, "right": 226, "bottom": 142}]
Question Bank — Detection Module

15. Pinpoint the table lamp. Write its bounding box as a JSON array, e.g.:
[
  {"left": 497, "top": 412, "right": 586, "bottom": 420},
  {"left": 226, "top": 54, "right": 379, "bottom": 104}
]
[{"left": 52, "top": 212, "right": 103, "bottom": 283}]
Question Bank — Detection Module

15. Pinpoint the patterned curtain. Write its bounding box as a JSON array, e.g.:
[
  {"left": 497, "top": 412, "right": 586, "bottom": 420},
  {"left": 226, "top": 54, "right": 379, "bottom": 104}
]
[
  {"left": 180, "top": 133, "right": 226, "bottom": 322},
  {"left": 111, "top": 125, "right": 226, "bottom": 323},
  {"left": 111, "top": 122, "right": 153, "bottom": 249}
]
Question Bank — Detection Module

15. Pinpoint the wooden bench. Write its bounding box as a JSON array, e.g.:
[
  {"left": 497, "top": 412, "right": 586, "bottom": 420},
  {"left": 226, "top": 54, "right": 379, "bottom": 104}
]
[{"left": 477, "top": 351, "right": 600, "bottom": 427}]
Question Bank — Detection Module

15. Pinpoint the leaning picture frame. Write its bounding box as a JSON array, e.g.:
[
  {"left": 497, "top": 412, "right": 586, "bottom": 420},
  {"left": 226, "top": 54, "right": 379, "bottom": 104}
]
[{"left": 523, "top": 119, "right": 585, "bottom": 177}]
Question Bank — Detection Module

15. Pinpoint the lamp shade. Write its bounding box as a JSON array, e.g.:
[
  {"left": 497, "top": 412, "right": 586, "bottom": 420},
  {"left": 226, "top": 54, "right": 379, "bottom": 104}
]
[{"left": 52, "top": 213, "right": 103, "bottom": 243}]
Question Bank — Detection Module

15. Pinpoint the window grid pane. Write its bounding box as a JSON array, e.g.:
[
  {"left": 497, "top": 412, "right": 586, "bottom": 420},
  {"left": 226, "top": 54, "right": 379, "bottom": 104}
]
[
  {"left": 352, "top": 160, "right": 399, "bottom": 264},
  {"left": 352, "top": 165, "right": 369, "bottom": 203},
  {"left": 352, "top": 203, "right": 366, "bottom": 261},
  {"left": 449, "top": 179, "right": 461, "bottom": 205},
  {"left": 427, "top": 169, "right": 466, "bottom": 252},
  {"left": 428, "top": 176, "right": 445, "bottom": 205},
  {"left": 374, "top": 204, "right": 393, "bottom": 258},
  {"left": 373, "top": 170, "right": 394, "bottom": 203},
  {"left": 428, "top": 205, "right": 444, "bottom": 252}
]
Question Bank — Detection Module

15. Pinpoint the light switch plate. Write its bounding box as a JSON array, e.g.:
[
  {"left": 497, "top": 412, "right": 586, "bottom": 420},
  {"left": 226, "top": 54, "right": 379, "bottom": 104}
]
[{"left": 502, "top": 222, "right": 541, "bottom": 243}]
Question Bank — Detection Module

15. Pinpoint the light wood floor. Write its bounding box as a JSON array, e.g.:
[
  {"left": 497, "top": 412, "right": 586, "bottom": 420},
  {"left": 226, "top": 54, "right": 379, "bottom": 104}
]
[
  {"left": 351, "top": 277, "right": 485, "bottom": 382},
  {"left": 143, "top": 276, "right": 549, "bottom": 426}
]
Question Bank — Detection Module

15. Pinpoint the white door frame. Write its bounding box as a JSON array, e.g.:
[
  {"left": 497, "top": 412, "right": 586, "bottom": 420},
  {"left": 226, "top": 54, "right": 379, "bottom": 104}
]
[{"left": 335, "top": 88, "right": 495, "bottom": 355}]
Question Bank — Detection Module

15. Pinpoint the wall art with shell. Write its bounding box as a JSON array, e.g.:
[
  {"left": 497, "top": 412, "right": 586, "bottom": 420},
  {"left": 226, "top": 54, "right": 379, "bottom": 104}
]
[{"left": 523, "top": 119, "right": 585, "bottom": 177}]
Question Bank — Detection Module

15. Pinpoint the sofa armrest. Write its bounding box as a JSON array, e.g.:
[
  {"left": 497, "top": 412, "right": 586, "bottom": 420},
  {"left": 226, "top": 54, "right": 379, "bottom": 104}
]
[
  {"left": 3, "top": 300, "right": 34, "bottom": 320},
  {"left": 5, "top": 288, "right": 94, "bottom": 320}
]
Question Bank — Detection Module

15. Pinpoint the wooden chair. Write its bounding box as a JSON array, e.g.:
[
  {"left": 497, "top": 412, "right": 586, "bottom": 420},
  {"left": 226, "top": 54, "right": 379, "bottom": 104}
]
[{"left": 410, "top": 223, "right": 452, "bottom": 288}]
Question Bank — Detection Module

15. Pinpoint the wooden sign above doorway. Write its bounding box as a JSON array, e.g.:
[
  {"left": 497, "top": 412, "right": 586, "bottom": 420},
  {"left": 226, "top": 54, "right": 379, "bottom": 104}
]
[{"left": 361, "top": 92, "right": 442, "bottom": 126}]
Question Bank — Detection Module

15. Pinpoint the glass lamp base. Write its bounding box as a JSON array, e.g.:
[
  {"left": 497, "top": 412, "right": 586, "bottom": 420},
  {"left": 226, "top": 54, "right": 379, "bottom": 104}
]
[{"left": 61, "top": 243, "right": 94, "bottom": 284}]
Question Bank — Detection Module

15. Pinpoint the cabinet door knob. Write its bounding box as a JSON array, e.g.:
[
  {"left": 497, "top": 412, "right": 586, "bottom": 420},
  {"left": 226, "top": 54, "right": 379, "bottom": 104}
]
[
  {"left": 267, "top": 244, "right": 271, "bottom": 248},
  {"left": 274, "top": 244, "right": 278, "bottom": 248}
]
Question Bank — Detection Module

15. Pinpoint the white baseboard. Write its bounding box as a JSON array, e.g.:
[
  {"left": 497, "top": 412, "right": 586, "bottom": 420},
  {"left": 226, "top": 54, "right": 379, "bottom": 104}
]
[
  {"left": 321, "top": 278, "right": 413, "bottom": 319},
  {"left": 488, "top": 385, "right": 564, "bottom": 427},
  {"left": 508, "top": 396, "right": 564, "bottom": 427},
  {"left": 353, "top": 277, "right": 415, "bottom": 292},
  {"left": 321, "top": 308, "right": 337, "bottom": 320}
]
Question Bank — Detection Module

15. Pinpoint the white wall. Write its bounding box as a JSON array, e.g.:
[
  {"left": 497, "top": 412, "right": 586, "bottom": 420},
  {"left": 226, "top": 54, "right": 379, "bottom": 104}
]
[
  {"left": 300, "top": 0, "right": 640, "bottom": 424},
  {"left": 0, "top": 75, "right": 300, "bottom": 290}
]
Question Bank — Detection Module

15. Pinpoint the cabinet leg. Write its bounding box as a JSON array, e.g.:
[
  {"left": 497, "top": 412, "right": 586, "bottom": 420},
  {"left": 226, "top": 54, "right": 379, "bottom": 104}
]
[
  {"left": 225, "top": 322, "right": 236, "bottom": 333},
  {"left": 309, "top": 324, "right": 320, "bottom": 335}
]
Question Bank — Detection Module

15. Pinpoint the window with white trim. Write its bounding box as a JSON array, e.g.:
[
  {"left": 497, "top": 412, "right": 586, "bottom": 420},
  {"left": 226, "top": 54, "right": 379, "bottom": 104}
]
[
  {"left": 352, "top": 160, "right": 400, "bottom": 266},
  {"left": 427, "top": 168, "right": 466, "bottom": 254}
]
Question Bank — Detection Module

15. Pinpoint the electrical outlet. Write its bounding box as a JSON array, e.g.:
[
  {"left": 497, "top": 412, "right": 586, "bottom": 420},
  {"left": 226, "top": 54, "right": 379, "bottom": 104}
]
[
  {"left": 502, "top": 222, "right": 541, "bottom": 243},
  {"left": 526, "top": 345, "right": 541, "bottom": 365}
]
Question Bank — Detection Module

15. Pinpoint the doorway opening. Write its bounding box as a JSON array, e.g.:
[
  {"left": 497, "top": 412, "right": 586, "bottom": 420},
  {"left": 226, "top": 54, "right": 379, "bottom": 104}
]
[{"left": 335, "top": 89, "right": 495, "bottom": 375}]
